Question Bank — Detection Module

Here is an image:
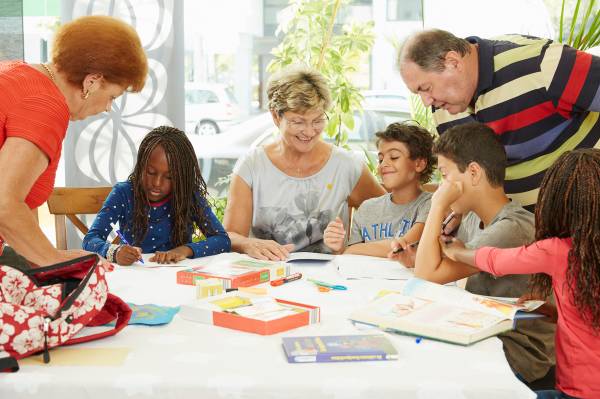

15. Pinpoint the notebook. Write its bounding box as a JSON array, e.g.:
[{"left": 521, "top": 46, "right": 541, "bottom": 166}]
[
  {"left": 282, "top": 334, "right": 398, "bottom": 363},
  {"left": 349, "top": 278, "right": 544, "bottom": 346}
]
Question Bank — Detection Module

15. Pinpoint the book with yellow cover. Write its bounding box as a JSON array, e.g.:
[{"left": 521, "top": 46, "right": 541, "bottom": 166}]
[{"left": 349, "top": 278, "right": 544, "bottom": 346}]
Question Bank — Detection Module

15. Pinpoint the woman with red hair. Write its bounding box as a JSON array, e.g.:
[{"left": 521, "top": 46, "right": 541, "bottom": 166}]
[{"left": 0, "top": 15, "right": 148, "bottom": 268}]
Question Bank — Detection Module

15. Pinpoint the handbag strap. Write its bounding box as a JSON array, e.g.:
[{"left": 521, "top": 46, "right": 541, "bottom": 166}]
[{"left": 65, "top": 293, "right": 132, "bottom": 346}]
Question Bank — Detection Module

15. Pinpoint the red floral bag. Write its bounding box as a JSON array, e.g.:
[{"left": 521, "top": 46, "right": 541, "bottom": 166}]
[{"left": 0, "top": 254, "right": 131, "bottom": 371}]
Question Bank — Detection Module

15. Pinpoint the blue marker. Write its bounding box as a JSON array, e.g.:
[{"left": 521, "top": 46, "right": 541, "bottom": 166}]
[
  {"left": 415, "top": 337, "right": 422, "bottom": 344},
  {"left": 110, "top": 223, "right": 144, "bottom": 264}
]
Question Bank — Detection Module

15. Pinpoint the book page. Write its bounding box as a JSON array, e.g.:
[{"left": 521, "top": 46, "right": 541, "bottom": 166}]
[
  {"left": 370, "top": 293, "right": 504, "bottom": 335},
  {"left": 402, "top": 278, "right": 539, "bottom": 320},
  {"left": 335, "top": 255, "right": 413, "bottom": 280}
]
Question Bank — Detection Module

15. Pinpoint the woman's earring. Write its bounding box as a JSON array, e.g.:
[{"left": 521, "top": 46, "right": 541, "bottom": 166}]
[{"left": 82, "top": 90, "right": 90, "bottom": 100}]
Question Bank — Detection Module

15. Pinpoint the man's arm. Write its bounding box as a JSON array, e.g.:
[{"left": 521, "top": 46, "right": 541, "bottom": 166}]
[{"left": 541, "top": 42, "right": 600, "bottom": 112}]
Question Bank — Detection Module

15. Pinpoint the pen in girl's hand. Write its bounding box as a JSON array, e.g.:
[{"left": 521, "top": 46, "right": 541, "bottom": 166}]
[{"left": 110, "top": 223, "right": 144, "bottom": 264}]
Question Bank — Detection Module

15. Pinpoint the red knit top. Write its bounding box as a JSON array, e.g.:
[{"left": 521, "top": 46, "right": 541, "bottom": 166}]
[{"left": 0, "top": 61, "right": 70, "bottom": 209}]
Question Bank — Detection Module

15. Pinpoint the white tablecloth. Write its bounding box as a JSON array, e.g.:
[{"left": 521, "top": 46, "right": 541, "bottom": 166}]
[{"left": 0, "top": 253, "right": 536, "bottom": 399}]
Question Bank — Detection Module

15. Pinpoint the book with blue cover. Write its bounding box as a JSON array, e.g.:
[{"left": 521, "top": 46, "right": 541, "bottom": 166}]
[{"left": 282, "top": 334, "right": 398, "bottom": 363}]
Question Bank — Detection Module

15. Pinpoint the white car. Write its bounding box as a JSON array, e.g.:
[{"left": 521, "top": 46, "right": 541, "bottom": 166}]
[
  {"left": 362, "top": 90, "right": 410, "bottom": 112},
  {"left": 185, "top": 83, "right": 242, "bottom": 135}
]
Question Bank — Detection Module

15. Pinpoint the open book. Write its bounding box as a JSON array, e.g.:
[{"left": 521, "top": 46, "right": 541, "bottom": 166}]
[{"left": 349, "top": 278, "right": 544, "bottom": 346}]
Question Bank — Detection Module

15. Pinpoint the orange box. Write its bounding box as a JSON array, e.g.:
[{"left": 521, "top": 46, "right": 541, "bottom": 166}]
[
  {"left": 179, "top": 294, "right": 320, "bottom": 335},
  {"left": 176, "top": 264, "right": 269, "bottom": 288}
]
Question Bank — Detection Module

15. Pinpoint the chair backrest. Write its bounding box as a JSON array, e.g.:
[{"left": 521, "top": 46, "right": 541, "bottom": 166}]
[{"left": 46, "top": 187, "right": 113, "bottom": 250}]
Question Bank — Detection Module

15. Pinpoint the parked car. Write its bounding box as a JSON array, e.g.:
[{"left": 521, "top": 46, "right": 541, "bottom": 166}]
[
  {"left": 362, "top": 89, "right": 410, "bottom": 112},
  {"left": 185, "top": 83, "right": 242, "bottom": 135},
  {"left": 189, "top": 105, "right": 411, "bottom": 196}
]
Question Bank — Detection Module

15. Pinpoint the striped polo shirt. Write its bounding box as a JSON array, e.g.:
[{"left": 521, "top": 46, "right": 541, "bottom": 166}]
[{"left": 433, "top": 34, "right": 600, "bottom": 209}]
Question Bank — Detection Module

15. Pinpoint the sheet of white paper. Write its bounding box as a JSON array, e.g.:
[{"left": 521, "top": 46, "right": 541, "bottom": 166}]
[{"left": 335, "top": 254, "right": 414, "bottom": 280}]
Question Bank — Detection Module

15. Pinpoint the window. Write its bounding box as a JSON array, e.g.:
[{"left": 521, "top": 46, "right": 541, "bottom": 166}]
[{"left": 387, "top": 0, "right": 422, "bottom": 21}]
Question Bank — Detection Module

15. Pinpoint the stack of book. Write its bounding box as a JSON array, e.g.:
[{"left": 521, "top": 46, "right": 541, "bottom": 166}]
[
  {"left": 176, "top": 259, "right": 290, "bottom": 289},
  {"left": 179, "top": 291, "right": 320, "bottom": 335}
]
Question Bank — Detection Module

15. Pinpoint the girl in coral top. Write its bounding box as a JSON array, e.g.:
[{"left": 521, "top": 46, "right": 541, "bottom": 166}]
[
  {"left": 0, "top": 16, "right": 147, "bottom": 269},
  {"left": 441, "top": 148, "right": 600, "bottom": 399}
]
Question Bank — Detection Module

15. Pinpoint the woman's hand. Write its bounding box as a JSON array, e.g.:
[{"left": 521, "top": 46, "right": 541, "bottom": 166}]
[
  {"left": 56, "top": 249, "right": 114, "bottom": 272},
  {"left": 149, "top": 246, "right": 192, "bottom": 264},
  {"left": 323, "top": 217, "right": 345, "bottom": 254},
  {"left": 241, "top": 239, "right": 294, "bottom": 261},
  {"left": 115, "top": 245, "right": 143, "bottom": 266}
]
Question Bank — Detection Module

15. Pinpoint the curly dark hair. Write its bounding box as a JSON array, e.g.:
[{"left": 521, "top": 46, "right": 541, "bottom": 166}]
[
  {"left": 127, "top": 126, "right": 213, "bottom": 247},
  {"left": 375, "top": 122, "right": 435, "bottom": 184},
  {"left": 531, "top": 148, "right": 600, "bottom": 331}
]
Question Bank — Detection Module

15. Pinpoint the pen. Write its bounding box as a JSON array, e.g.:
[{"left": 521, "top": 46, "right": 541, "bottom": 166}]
[
  {"left": 307, "top": 278, "right": 347, "bottom": 290},
  {"left": 441, "top": 211, "right": 456, "bottom": 233},
  {"left": 392, "top": 240, "right": 419, "bottom": 254},
  {"left": 391, "top": 212, "right": 457, "bottom": 254},
  {"left": 110, "top": 223, "right": 144, "bottom": 264},
  {"left": 270, "top": 272, "right": 302, "bottom": 286}
]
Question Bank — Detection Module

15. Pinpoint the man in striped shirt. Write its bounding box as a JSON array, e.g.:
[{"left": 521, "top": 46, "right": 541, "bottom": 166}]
[{"left": 398, "top": 29, "right": 600, "bottom": 210}]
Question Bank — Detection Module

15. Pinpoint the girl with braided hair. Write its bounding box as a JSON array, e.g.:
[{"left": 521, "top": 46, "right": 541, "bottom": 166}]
[
  {"left": 83, "top": 126, "right": 230, "bottom": 265},
  {"left": 441, "top": 148, "right": 600, "bottom": 399}
]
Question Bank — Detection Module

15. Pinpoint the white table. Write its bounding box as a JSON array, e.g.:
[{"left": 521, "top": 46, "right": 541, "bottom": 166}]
[{"left": 0, "top": 254, "right": 535, "bottom": 399}]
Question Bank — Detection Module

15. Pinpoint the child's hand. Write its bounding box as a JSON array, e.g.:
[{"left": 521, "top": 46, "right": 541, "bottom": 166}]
[
  {"left": 517, "top": 293, "right": 557, "bottom": 323},
  {"left": 442, "top": 212, "right": 462, "bottom": 236},
  {"left": 432, "top": 181, "right": 463, "bottom": 210},
  {"left": 387, "top": 238, "right": 416, "bottom": 268},
  {"left": 116, "top": 245, "right": 143, "bottom": 266},
  {"left": 323, "top": 217, "right": 346, "bottom": 254},
  {"left": 150, "top": 246, "right": 191, "bottom": 264},
  {"left": 438, "top": 236, "right": 465, "bottom": 261}
]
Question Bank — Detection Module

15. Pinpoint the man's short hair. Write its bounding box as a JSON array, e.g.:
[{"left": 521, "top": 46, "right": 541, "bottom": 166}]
[
  {"left": 433, "top": 123, "right": 506, "bottom": 187},
  {"left": 399, "top": 29, "right": 471, "bottom": 72},
  {"left": 375, "top": 122, "right": 436, "bottom": 184}
]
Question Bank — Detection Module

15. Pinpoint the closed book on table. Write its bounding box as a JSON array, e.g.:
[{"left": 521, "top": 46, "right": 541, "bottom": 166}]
[
  {"left": 227, "top": 259, "right": 290, "bottom": 280},
  {"left": 350, "top": 278, "right": 544, "bottom": 346},
  {"left": 176, "top": 263, "right": 269, "bottom": 288},
  {"left": 282, "top": 334, "right": 398, "bottom": 363},
  {"left": 179, "top": 292, "right": 320, "bottom": 335}
]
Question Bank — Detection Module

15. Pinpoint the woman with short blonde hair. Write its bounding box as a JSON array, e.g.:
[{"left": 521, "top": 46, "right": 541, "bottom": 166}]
[
  {"left": 0, "top": 15, "right": 148, "bottom": 268},
  {"left": 224, "top": 65, "right": 384, "bottom": 260}
]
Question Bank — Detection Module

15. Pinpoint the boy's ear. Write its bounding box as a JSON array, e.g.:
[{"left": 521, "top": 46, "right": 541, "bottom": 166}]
[
  {"left": 414, "top": 158, "right": 427, "bottom": 174},
  {"left": 467, "top": 161, "right": 484, "bottom": 186}
]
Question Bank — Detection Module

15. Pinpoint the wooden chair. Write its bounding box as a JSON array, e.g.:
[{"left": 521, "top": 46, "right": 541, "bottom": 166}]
[{"left": 46, "top": 187, "right": 114, "bottom": 250}]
